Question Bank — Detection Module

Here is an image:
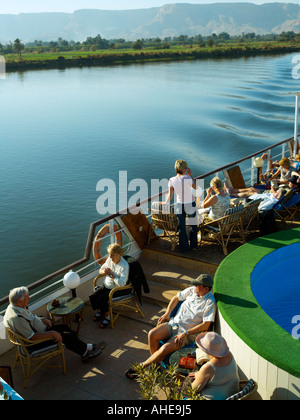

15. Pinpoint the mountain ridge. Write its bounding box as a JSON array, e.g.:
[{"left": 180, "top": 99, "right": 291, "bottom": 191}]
[{"left": 0, "top": 3, "right": 299, "bottom": 43}]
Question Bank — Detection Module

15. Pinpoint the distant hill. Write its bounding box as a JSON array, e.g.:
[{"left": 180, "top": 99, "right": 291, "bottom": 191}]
[{"left": 0, "top": 3, "right": 300, "bottom": 44}]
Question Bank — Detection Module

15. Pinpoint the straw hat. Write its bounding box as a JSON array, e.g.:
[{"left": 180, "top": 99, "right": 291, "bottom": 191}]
[{"left": 195, "top": 332, "right": 229, "bottom": 358}]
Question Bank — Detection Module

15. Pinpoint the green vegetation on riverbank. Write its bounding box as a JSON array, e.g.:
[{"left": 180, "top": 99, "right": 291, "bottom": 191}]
[{"left": 2, "top": 33, "right": 300, "bottom": 72}]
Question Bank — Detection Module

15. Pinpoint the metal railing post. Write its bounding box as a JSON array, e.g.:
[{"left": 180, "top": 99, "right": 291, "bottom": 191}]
[{"left": 294, "top": 92, "right": 299, "bottom": 157}]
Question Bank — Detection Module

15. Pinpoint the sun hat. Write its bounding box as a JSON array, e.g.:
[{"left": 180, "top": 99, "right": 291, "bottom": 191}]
[
  {"left": 191, "top": 274, "right": 213, "bottom": 288},
  {"left": 195, "top": 332, "right": 229, "bottom": 358}
]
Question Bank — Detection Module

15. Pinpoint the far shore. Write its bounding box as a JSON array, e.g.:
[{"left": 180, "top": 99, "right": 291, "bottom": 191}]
[{"left": 5, "top": 43, "right": 300, "bottom": 72}]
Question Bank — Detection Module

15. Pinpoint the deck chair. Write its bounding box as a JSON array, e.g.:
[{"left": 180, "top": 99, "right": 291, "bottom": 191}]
[
  {"left": 160, "top": 302, "right": 214, "bottom": 369},
  {"left": 199, "top": 206, "right": 245, "bottom": 256},
  {"left": 242, "top": 198, "right": 262, "bottom": 234},
  {"left": 5, "top": 327, "right": 66, "bottom": 389},
  {"left": 223, "top": 166, "right": 247, "bottom": 189},
  {"left": 92, "top": 259, "right": 145, "bottom": 329},
  {"left": 148, "top": 202, "right": 179, "bottom": 251},
  {"left": 273, "top": 189, "right": 300, "bottom": 223}
]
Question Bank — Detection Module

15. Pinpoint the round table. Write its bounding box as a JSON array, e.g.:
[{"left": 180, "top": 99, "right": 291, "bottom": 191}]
[
  {"left": 169, "top": 346, "right": 199, "bottom": 376},
  {"left": 47, "top": 297, "right": 85, "bottom": 336}
]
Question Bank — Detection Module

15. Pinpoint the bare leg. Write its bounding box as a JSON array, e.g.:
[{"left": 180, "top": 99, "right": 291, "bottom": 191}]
[
  {"left": 224, "top": 183, "right": 259, "bottom": 198},
  {"left": 143, "top": 336, "right": 181, "bottom": 368},
  {"left": 147, "top": 323, "right": 171, "bottom": 355}
]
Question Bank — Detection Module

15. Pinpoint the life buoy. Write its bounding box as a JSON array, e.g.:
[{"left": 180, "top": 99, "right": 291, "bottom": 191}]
[{"left": 93, "top": 224, "right": 123, "bottom": 265}]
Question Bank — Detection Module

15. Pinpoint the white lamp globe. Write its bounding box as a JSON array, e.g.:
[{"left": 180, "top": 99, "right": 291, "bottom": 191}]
[
  {"left": 254, "top": 157, "right": 264, "bottom": 168},
  {"left": 63, "top": 270, "right": 81, "bottom": 290}
]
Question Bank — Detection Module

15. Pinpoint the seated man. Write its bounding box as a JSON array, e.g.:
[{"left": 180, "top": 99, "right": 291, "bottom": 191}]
[
  {"left": 125, "top": 274, "right": 216, "bottom": 379},
  {"left": 4, "top": 287, "right": 106, "bottom": 362}
]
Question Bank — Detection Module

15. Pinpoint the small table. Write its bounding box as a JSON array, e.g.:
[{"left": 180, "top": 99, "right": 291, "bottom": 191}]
[
  {"left": 47, "top": 297, "right": 85, "bottom": 336},
  {"left": 169, "top": 346, "right": 200, "bottom": 376},
  {"left": 0, "top": 377, "right": 23, "bottom": 401}
]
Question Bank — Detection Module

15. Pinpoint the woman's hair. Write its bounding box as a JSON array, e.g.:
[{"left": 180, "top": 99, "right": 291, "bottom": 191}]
[
  {"left": 279, "top": 157, "right": 291, "bottom": 169},
  {"left": 9, "top": 287, "right": 29, "bottom": 306},
  {"left": 107, "top": 243, "right": 124, "bottom": 256},
  {"left": 210, "top": 177, "right": 224, "bottom": 191},
  {"left": 175, "top": 159, "right": 188, "bottom": 175}
]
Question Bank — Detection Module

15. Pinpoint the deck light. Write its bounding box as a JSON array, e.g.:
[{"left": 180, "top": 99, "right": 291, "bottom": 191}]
[
  {"left": 254, "top": 157, "right": 264, "bottom": 185},
  {"left": 63, "top": 270, "right": 81, "bottom": 297}
]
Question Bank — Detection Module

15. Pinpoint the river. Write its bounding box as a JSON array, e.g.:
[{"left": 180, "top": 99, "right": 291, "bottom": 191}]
[{"left": 0, "top": 52, "right": 299, "bottom": 298}]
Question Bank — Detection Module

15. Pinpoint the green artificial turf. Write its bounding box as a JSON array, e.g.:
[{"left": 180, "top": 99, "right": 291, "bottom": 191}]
[{"left": 214, "top": 228, "right": 300, "bottom": 378}]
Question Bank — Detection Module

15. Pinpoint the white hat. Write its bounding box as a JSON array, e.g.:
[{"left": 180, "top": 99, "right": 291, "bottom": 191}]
[{"left": 195, "top": 332, "right": 229, "bottom": 358}]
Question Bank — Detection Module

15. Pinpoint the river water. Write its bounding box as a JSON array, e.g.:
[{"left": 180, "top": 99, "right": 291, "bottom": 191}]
[{"left": 0, "top": 52, "right": 299, "bottom": 297}]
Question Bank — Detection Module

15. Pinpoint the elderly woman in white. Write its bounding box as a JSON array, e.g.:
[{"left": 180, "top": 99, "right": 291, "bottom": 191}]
[{"left": 90, "top": 244, "right": 129, "bottom": 328}]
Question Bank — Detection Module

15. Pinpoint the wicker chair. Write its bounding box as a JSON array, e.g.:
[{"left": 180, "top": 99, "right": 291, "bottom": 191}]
[
  {"left": 93, "top": 274, "right": 145, "bottom": 329},
  {"left": 226, "top": 379, "right": 258, "bottom": 400},
  {"left": 242, "top": 198, "right": 262, "bottom": 234},
  {"left": 181, "top": 377, "right": 258, "bottom": 400},
  {"left": 148, "top": 202, "right": 178, "bottom": 251},
  {"left": 6, "top": 327, "right": 66, "bottom": 389},
  {"left": 199, "top": 206, "right": 245, "bottom": 256}
]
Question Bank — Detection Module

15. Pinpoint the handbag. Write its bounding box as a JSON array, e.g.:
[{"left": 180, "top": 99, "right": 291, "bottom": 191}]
[{"left": 178, "top": 357, "right": 196, "bottom": 370}]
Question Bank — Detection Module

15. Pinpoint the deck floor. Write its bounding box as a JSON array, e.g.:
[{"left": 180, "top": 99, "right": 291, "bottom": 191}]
[
  {"left": 1, "top": 302, "right": 164, "bottom": 401},
  {"left": 146, "top": 218, "right": 300, "bottom": 266},
  {"left": 146, "top": 228, "right": 260, "bottom": 266}
]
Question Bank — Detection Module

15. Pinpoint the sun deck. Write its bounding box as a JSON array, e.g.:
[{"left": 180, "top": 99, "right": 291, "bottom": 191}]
[
  {"left": 1, "top": 214, "right": 300, "bottom": 400},
  {"left": 0, "top": 300, "right": 165, "bottom": 401}
]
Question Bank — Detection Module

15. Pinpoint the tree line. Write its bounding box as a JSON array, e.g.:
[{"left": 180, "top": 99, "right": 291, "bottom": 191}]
[{"left": 1, "top": 31, "right": 299, "bottom": 57}]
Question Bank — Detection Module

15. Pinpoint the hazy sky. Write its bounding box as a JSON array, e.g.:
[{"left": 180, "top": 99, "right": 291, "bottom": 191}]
[{"left": 0, "top": 0, "right": 298, "bottom": 14}]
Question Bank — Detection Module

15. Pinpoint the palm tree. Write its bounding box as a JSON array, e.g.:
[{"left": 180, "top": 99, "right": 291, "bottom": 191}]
[{"left": 14, "top": 38, "right": 25, "bottom": 59}]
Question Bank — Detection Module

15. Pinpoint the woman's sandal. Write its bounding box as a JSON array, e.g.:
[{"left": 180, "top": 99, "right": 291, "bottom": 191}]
[
  {"left": 125, "top": 367, "right": 138, "bottom": 380},
  {"left": 93, "top": 312, "right": 102, "bottom": 322},
  {"left": 99, "top": 318, "right": 110, "bottom": 328}
]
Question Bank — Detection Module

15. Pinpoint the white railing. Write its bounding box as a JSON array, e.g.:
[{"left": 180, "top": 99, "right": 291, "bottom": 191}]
[{"left": 0, "top": 134, "right": 298, "bottom": 314}]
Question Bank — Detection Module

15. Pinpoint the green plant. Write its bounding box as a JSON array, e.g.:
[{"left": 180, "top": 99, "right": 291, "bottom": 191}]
[{"left": 132, "top": 363, "right": 204, "bottom": 400}]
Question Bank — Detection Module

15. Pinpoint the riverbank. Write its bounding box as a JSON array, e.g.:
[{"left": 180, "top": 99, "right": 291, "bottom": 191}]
[{"left": 5, "top": 43, "right": 300, "bottom": 72}]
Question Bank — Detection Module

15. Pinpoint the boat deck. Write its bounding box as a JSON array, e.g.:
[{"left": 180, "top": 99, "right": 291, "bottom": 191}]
[{"left": 2, "top": 218, "right": 299, "bottom": 400}]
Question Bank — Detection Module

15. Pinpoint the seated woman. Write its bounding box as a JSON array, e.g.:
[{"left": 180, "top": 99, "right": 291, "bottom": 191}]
[
  {"left": 261, "top": 157, "right": 295, "bottom": 187},
  {"left": 290, "top": 154, "right": 300, "bottom": 172},
  {"left": 90, "top": 244, "right": 129, "bottom": 328},
  {"left": 201, "top": 177, "right": 231, "bottom": 222},
  {"left": 269, "top": 157, "right": 293, "bottom": 187},
  {"left": 186, "top": 332, "right": 239, "bottom": 400}
]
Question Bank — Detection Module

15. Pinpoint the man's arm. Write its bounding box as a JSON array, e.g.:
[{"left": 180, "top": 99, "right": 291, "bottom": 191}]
[
  {"left": 30, "top": 330, "right": 62, "bottom": 343},
  {"left": 185, "top": 321, "right": 211, "bottom": 337},
  {"left": 174, "top": 321, "right": 211, "bottom": 348},
  {"left": 157, "top": 295, "right": 180, "bottom": 325}
]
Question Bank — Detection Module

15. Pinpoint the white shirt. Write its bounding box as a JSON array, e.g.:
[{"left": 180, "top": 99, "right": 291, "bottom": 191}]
[
  {"left": 4, "top": 304, "right": 47, "bottom": 340},
  {"left": 169, "top": 287, "right": 216, "bottom": 334},
  {"left": 168, "top": 175, "right": 194, "bottom": 204},
  {"left": 101, "top": 256, "right": 129, "bottom": 289},
  {"left": 249, "top": 193, "right": 279, "bottom": 212}
]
